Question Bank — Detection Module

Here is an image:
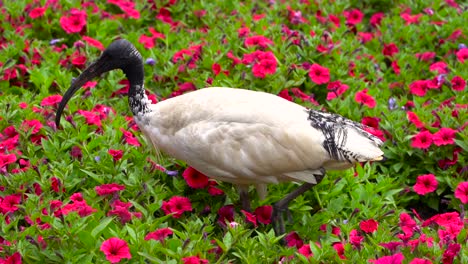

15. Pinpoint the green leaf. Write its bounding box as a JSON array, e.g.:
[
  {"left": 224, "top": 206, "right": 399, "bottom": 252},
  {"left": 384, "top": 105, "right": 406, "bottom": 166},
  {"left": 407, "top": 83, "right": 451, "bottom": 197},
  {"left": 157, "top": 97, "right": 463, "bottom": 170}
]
[{"left": 91, "top": 217, "right": 113, "bottom": 238}]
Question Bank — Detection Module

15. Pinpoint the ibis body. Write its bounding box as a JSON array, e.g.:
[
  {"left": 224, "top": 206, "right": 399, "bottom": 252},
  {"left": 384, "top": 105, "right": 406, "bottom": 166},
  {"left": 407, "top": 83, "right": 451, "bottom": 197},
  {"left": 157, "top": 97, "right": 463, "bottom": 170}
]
[{"left": 56, "top": 39, "right": 384, "bottom": 234}]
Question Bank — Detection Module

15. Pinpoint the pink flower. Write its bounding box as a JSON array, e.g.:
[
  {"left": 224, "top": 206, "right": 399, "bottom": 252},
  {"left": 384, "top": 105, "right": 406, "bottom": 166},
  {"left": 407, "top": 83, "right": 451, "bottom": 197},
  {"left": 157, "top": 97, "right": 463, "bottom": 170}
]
[
  {"left": 0, "top": 194, "right": 21, "bottom": 213},
  {"left": 182, "top": 256, "right": 209, "bottom": 264},
  {"left": 161, "top": 196, "right": 192, "bottom": 218},
  {"left": 456, "top": 48, "right": 468, "bottom": 63},
  {"left": 29, "top": 7, "right": 47, "bottom": 19},
  {"left": 145, "top": 227, "right": 173, "bottom": 242},
  {"left": 0, "top": 153, "right": 17, "bottom": 169},
  {"left": 41, "top": 94, "right": 62, "bottom": 107},
  {"left": 252, "top": 58, "right": 277, "bottom": 78},
  {"left": 370, "top": 12, "right": 384, "bottom": 27},
  {"left": 349, "top": 229, "right": 363, "bottom": 248},
  {"left": 60, "top": 9, "right": 87, "bottom": 34},
  {"left": 409, "top": 80, "right": 429, "bottom": 96},
  {"left": 308, "top": 63, "right": 330, "bottom": 84},
  {"left": 407, "top": 111, "right": 425, "bottom": 128},
  {"left": 297, "top": 244, "right": 313, "bottom": 258},
  {"left": 360, "top": 219, "right": 379, "bottom": 233},
  {"left": 355, "top": 89, "right": 376, "bottom": 108},
  {"left": 182, "top": 167, "right": 209, "bottom": 189},
  {"left": 82, "top": 36, "right": 104, "bottom": 50},
  {"left": 100, "top": 237, "right": 132, "bottom": 263},
  {"left": 333, "top": 242, "right": 346, "bottom": 259},
  {"left": 244, "top": 35, "right": 273, "bottom": 49},
  {"left": 369, "top": 253, "right": 404, "bottom": 264},
  {"left": 411, "top": 131, "right": 432, "bottom": 149},
  {"left": 433, "top": 128, "right": 456, "bottom": 146},
  {"left": 326, "top": 81, "right": 349, "bottom": 100},
  {"left": 454, "top": 182, "right": 468, "bottom": 204},
  {"left": 451, "top": 76, "right": 465, "bottom": 91},
  {"left": 344, "top": 9, "right": 363, "bottom": 25},
  {"left": 413, "top": 174, "right": 438, "bottom": 195},
  {"left": 429, "top": 61, "right": 448, "bottom": 74},
  {"left": 95, "top": 183, "right": 125, "bottom": 196}
]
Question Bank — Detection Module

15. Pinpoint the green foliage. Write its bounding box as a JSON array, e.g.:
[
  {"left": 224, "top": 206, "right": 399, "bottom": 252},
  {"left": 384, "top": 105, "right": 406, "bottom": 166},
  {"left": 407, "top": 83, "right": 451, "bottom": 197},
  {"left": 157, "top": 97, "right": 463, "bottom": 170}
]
[{"left": 0, "top": 0, "right": 467, "bottom": 263}]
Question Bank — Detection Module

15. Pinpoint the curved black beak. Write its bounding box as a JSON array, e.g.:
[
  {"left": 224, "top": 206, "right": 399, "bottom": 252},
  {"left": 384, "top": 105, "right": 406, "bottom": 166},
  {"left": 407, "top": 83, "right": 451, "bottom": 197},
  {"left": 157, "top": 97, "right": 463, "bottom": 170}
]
[{"left": 55, "top": 58, "right": 109, "bottom": 127}]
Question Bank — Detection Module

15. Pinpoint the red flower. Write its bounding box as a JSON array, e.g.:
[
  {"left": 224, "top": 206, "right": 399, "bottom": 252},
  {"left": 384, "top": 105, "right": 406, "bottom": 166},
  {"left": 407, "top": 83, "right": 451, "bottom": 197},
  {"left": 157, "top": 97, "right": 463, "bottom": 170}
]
[
  {"left": 401, "top": 13, "right": 422, "bottom": 25},
  {"left": 254, "top": 205, "right": 272, "bottom": 225},
  {"left": 433, "top": 128, "right": 456, "bottom": 146},
  {"left": 413, "top": 174, "right": 438, "bottom": 195},
  {"left": 355, "top": 89, "right": 376, "bottom": 108},
  {"left": 60, "top": 9, "right": 87, "bottom": 34},
  {"left": 0, "top": 194, "right": 21, "bottom": 213},
  {"left": 451, "top": 76, "right": 465, "bottom": 91},
  {"left": 411, "top": 131, "right": 432, "bottom": 149},
  {"left": 161, "top": 196, "right": 192, "bottom": 218},
  {"left": 145, "top": 227, "right": 173, "bottom": 242},
  {"left": 370, "top": 12, "right": 384, "bottom": 27},
  {"left": 349, "top": 229, "right": 363, "bottom": 248},
  {"left": 100, "top": 237, "right": 132, "bottom": 263},
  {"left": 29, "top": 7, "right": 46, "bottom": 19},
  {"left": 0, "top": 252, "right": 22, "bottom": 264},
  {"left": 369, "top": 253, "right": 404, "bottom": 264},
  {"left": 308, "top": 63, "right": 330, "bottom": 84},
  {"left": 333, "top": 242, "right": 346, "bottom": 259},
  {"left": 415, "top": 52, "right": 436, "bottom": 62},
  {"left": 108, "top": 149, "right": 124, "bottom": 162},
  {"left": 82, "top": 36, "right": 104, "bottom": 50},
  {"left": 284, "top": 231, "right": 303, "bottom": 248},
  {"left": 410, "top": 258, "right": 432, "bottom": 264},
  {"left": 454, "top": 182, "right": 468, "bottom": 204},
  {"left": 244, "top": 35, "right": 273, "bottom": 49},
  {"left": 217, "top": 204, "right": 235, "bottom": 226},
  {"left": 379, "top": 241, "right": 403, "bottom": 251},
  {"left": 456, "top": 48, "right": 468, "bottom": 63},
  {"left": 442, "top": 243, "right": 460, "bottom": 264},
  {"left": 326, "top": 81, "right": 349, "bottom": 100},
  {"left": 182, "top": 167, "right": 209, "bottom": 189},
  {"left": 182, "top": 256, "right": 209, "bottom": 264},
  {"left": 77, "top": 110, "right": 101, "bottom": 127},
  {"left": 383, "top": 43, "right": 399, "bottom": 57},
  {"left": 298, "top": 244, "right": 313, "bottom": 258},
  {"left": 207, "top": 180, "right": 224, "bottom": 196},
  {"left": 0, "top": 153, "right": 17, "bottom": 170},
  {"left": 119, "top": 128, "right": 141, "bottom": 146},
  {"left": 95, "top": 183, "right": 125, "bottom": 196},
  {"left": 62, "top": 200, "right": 96, "bottom": 217},
  {"left": 409, "top": 80, "right": 429, "bottom": 96},
  {"left": 360, "top": 219, "right": 379, "bottom": 233},
  {"left": 22, "top": 119, "right": 43, "bottom": 134},
  {"left": 344, "top": 9, "right": 363, "bottom": 25},
  {"left": 241, "top": 210, "right": 257, "bottom": 227},
  {"left": 407, "top": 111, "right": 425, "bottom": 128},
  {"left": 51, "top": 177, "right": 65, "bottom": 193}
]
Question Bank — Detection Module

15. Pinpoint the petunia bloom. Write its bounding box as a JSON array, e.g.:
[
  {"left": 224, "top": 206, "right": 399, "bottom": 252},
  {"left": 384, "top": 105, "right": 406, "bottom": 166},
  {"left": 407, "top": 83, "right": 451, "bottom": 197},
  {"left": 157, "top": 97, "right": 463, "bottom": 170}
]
[
  {"left": 182, "top": 167, "right": 209, "bottom": 189},
  {"left": 411, "top": 131, "right": 432, "bottom": 149},
  {"left": 95, "top": 183, "right": 125, "bottom": 196},
  {"left": 255, "top": 205, "right": 273, "bottom": 225},
  {"left": 451, "top": 76, "right": 465, "bottom": 91},
  {"left": 60, "top": 9, "right": 87, "bottom": 34},
  {"left": 360, "top": 219, "right": 379, "bottom": 233},
  {"left": 413, "top": 174, "right": 438, "bottom": 195},
  {"left": 432, "top": 128, "right": 456, "bottom": 146},
  {"left": 308, "top": 64, "right": 330, "bottom": 84},
  {"left": 182, "top": 256, "right": 209, "bottom": 264},
  {"left": 161, "top": 196, "right": 192, "bottom": 218},
  {"left": 100, "top": 237, "right": 132, "bottom": 263},
  {"left": 355, "top": 89, "right": 376, "bottom": 108},
  {"left": 145, "top": 227, "right": 173, "bottom": 242},
  {"left": 369, "top": 253, "right": 404, "bottom": 264},
  {"left": 454, "top": 182, "right": 468, "bottom": 204}
]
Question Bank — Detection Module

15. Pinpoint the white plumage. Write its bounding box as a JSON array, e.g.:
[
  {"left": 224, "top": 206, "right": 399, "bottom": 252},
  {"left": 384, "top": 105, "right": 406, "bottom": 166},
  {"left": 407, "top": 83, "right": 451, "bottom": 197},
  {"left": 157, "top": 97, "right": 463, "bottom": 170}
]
[{"left": 56, "top": 39, "right": 384, "bottom": 234}]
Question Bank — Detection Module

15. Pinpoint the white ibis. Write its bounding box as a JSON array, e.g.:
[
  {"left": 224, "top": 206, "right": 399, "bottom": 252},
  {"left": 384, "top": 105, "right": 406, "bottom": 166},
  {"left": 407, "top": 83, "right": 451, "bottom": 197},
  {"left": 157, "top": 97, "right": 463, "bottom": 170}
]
[{"left": 55, "top": 39, "right": 384, "bottom": 234}]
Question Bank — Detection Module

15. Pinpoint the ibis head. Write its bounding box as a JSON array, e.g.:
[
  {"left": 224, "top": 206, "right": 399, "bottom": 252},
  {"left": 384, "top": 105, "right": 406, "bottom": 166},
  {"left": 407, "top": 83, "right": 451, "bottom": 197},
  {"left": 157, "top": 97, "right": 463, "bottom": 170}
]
[{"left": 55, "top": 39, "right": 144, "bottom": 127}]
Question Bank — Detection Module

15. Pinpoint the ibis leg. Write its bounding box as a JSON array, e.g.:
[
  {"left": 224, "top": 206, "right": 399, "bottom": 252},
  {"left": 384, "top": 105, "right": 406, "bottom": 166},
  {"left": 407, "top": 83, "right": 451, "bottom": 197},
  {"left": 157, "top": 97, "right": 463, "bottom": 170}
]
[
  {"left": 272, "top": 171, "right": 325, "bottom": 235},
  {"left": 238, "top": 185, "right": 251, "bottom": 212}
]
